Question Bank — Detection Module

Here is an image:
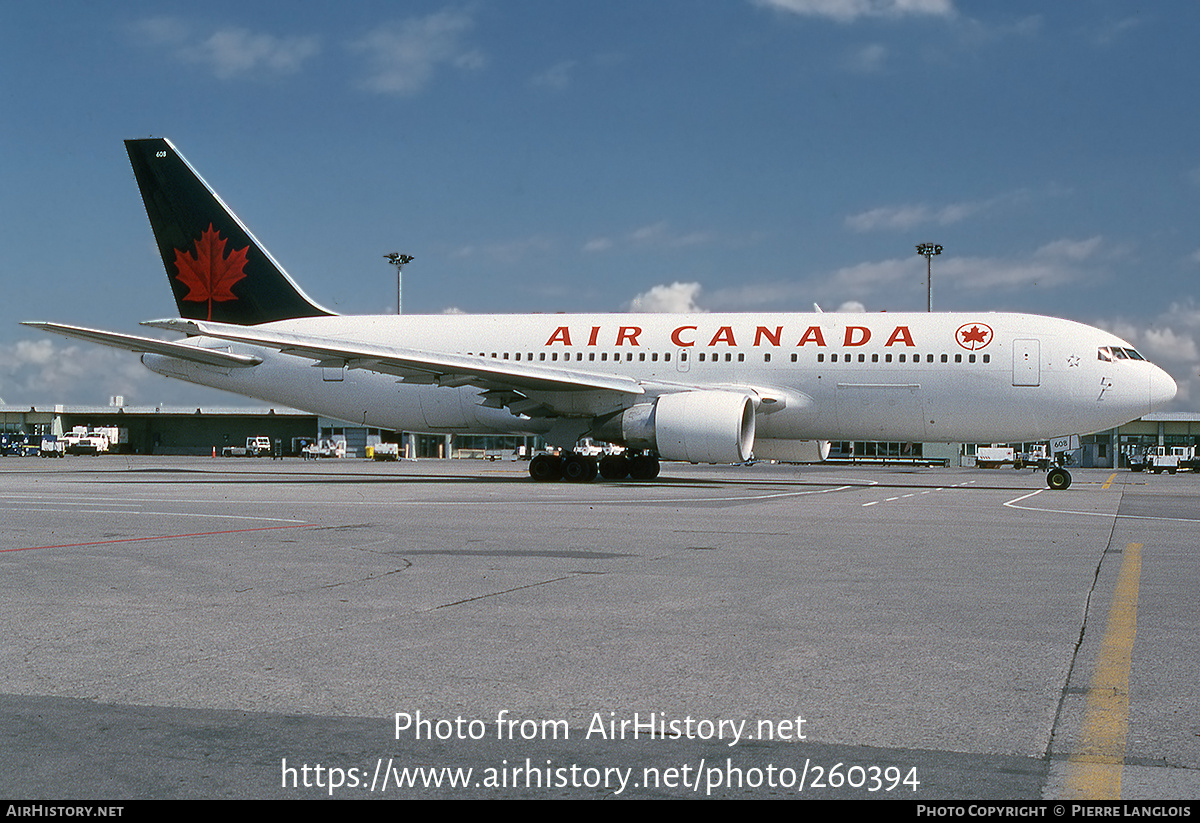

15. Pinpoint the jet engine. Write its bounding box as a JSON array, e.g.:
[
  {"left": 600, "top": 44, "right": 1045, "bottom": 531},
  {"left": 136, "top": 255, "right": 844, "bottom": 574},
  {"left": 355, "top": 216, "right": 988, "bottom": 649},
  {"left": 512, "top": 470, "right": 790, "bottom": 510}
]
[{"left": 591, "top": 390, "right": 756, "bottom": 464}]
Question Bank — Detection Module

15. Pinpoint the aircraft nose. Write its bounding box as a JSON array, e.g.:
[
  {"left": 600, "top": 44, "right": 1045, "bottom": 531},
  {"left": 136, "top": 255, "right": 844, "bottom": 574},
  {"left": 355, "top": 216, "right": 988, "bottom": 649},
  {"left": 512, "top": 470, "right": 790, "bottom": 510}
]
[{"left": 1148, "top": 365, "right": 1177, "bottom": 412}]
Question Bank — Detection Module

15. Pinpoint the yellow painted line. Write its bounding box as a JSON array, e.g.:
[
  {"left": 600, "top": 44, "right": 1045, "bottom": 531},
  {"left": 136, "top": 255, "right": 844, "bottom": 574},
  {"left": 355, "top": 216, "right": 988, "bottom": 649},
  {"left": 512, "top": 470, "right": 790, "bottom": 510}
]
[
  {"left": 1101, "top": 473, "right": 1118, "bottom": 490},
  {"left": 1064, "top": 543, "right": 1142, "bottom": 799}
]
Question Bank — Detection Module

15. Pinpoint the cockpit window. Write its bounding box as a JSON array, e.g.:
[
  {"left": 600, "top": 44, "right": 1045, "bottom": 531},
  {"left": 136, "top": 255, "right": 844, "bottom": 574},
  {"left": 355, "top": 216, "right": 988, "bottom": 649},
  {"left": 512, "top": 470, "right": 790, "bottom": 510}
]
[{"left": 1098, "top": 346, "right": 1147, "bottom": 362}]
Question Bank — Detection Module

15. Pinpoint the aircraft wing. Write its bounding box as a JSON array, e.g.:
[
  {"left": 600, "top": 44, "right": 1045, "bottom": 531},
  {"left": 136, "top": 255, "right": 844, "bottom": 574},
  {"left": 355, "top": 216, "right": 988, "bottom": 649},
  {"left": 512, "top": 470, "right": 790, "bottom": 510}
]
[
  {"left": 21, "top": 322, "right": 263, "bottom": 368},
  {"left": 140, "top": 319, "right": 646, "bottom": 402}
]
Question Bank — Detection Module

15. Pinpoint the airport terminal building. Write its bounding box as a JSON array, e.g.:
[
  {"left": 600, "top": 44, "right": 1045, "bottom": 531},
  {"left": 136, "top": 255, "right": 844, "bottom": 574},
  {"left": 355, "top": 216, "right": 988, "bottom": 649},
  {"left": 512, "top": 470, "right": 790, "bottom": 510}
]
[
  {"left": 2, "top": 403, "right": 1197, "bottom": 468},
  {"left": 0, "top": 403, "right": 530, "bottom": 460}
]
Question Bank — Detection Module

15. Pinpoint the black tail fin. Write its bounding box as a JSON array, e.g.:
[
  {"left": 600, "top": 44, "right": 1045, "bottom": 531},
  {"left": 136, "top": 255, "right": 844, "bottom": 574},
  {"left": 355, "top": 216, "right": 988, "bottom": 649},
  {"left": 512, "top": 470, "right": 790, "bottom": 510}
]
[{"left": 125, "top": 138, "right": 333, "bottom": 324}]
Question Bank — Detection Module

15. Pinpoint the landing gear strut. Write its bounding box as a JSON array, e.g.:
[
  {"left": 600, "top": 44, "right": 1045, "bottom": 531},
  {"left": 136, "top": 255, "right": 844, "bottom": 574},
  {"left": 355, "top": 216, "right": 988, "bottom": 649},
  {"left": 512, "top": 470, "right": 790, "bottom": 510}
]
[{"left": 1044, "top": 435, "right": 1079, "bottom": 490}]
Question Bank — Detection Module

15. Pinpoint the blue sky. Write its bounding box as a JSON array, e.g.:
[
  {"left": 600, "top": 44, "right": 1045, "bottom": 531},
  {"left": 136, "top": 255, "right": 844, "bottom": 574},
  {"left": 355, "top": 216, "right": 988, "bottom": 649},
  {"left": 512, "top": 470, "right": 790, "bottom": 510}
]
[{"left": 3, "top": 0, "right": 1199, "bottom": 409}]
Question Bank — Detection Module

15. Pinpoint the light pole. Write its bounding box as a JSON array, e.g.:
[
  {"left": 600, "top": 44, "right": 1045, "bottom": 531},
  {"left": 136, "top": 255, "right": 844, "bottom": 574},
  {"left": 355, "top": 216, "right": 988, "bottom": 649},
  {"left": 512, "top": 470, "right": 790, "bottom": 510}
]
[
  {"left": 915, "top": 243, "right": 942, "bottom": 312},
  {"left": 384, "top": 252, "right": 414, "bottom": 315},
  {"left": 383, "top": 253, "right": 415, "bottom": 460}
]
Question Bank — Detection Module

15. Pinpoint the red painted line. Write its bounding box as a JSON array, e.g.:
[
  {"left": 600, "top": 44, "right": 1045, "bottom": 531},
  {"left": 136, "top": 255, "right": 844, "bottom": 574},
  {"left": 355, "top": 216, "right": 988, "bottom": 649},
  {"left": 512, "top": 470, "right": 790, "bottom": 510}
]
[{"left": 1, "top": 523, "right": 315, "bottom": 553}]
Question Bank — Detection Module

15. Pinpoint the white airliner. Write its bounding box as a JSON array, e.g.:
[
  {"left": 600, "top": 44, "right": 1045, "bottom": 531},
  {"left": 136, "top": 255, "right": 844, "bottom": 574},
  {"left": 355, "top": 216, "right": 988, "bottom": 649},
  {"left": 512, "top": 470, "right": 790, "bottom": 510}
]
[{"left": 25, "top": 138, "right": 1177, "bottom": 489}]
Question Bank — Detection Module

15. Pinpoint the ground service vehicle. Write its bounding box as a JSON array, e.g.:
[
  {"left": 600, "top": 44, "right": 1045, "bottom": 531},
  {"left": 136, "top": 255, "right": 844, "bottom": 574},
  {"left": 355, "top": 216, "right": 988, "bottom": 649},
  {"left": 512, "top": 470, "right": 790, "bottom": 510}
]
[{"left": 221, "top": 436, "right": 272, "bottom": 457}]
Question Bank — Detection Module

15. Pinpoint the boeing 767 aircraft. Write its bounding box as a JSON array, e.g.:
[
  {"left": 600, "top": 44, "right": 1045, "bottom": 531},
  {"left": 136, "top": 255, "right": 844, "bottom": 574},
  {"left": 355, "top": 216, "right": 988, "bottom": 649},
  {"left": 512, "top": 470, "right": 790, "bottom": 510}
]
[{"left": 25, "top": 138, "right": 1177, "bottom": 489}]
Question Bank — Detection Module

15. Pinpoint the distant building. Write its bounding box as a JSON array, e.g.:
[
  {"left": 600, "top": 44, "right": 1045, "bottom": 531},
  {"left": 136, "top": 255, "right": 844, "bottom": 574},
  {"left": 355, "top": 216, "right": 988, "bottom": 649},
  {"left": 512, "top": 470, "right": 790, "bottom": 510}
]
[{"left": 2, "top": 404, "right": 1196, "bottom": 466}]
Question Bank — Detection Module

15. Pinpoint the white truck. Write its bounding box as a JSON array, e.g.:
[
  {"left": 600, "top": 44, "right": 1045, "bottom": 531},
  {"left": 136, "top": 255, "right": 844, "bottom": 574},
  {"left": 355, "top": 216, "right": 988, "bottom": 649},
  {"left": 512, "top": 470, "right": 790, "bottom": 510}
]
[
  {"left": 221, "top": 436, "right": 273, "bottom": 457},
  {"left": 975, "top": 446, "right": 1016, "bottom": 468},
  {"left": 975, "top": 444, "right": 1050, "bottom": 470},
  {"left": 1131, "top": 445, "right": 1196, "bottom": 474},
  {"left": 371, "top": 442, "right": 399, "bottom": 461},
  {"left": 39, "top": 435, "right": 65, "bottom": 457},
  {"left": 302, "top": 439, "right": 346, "bottom": 459},
  {"left": 63, "top": 428, "right": 111, "bottom": 455}
]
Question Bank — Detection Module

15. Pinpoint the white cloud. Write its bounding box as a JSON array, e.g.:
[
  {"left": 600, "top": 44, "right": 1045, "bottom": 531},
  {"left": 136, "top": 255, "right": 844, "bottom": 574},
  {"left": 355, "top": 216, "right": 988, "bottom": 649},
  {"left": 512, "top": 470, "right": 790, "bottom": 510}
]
[
  {"left": 184, "top": 29, "right": 320, "bottom": 79},
  {"left": 705, "top": 281, "right": 811, "bottom": 311},
  {"left": 844, "top": 43, "right": 889, "bottom": 73},
  {"left": 845, "top": 192, "right": 1028, "bottom": 233},
  {"left": 530, "top": 60, "right": 577, "bottom": 91},
  {"left": 706, "top": 237, "right": 1114, "bottom": 312},
  {"left": 1089, "top": 16, "right": 1144, "bottom": 47},
  {"left": 447, "top": 235, "right": 554, "bottom": 264},
  {"left": 131, "top": 18, "right": 320, "bottom": 79},
  {"left": 828, "top": 257, "right": 921, "bottom": 294},
  {"left": 930, "top": 238, "right": 1114, "bottom": 292},
  {"left": 1096, "top": 299, "right": 1200, "bottom": 410},
  {"left": 350, "top": 11, "right": 484, "bottom": 95},
  {"left": 754, "top": 0, "right": 955, "bottom": 23},
  {"left": 483, "top": 235, "right": 554, "bottom": 264},
  {"left": 0, "top": 339, "right": 165, "bottom": 406},
  {"left": 1033, "top": 236, "right": 1103, "bottom": 262},
  {"left": 630, "top": 222, "right": 667, "bottom": 243},
  {"left": 627, "top": 282, "right": 706, "bottom": 313},
  {"left": 1142, "top": 328, "right": 1199, "bottom": 364},
  {"left": 629, "top": 222, "right": 712, "bottom": 249},
  {"left": 845, "top": 204, "right": 935, "bottom": 232},
  {"left": 936, "top": 256, "right": 1082, "bottom": 291},
  {"left": 582, "top": 222, "right": 714, "bottom": 254}
]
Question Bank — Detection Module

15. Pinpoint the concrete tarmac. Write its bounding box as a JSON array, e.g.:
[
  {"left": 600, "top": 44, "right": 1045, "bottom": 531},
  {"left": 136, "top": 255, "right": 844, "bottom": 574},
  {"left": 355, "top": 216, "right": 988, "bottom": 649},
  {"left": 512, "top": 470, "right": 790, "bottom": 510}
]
[{"left": 1, "top": 456, "right": 1197, "bottom": 799}]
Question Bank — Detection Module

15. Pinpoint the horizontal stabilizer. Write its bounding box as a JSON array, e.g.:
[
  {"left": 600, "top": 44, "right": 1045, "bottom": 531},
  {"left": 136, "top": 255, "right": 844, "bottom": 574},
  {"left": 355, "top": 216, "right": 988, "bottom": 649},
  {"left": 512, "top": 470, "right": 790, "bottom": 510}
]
[{"left": 21, "top": 322, "right": 263, "bottom": 368}]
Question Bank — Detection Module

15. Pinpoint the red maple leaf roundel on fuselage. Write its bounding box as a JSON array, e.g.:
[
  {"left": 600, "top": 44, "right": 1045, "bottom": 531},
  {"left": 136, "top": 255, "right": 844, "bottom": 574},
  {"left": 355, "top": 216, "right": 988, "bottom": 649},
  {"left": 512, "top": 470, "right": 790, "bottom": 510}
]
[
  {"left": 173, "top": 224, "right": 249, "bottom": 321},
  {"left": 956, "top": 322, "right": 994, "bottom": 351}
]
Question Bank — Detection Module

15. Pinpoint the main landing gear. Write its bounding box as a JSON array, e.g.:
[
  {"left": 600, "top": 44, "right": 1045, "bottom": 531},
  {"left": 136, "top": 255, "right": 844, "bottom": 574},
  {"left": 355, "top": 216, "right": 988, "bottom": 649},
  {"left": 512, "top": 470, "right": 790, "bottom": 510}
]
[{"left": 529, "top": 451, "right": 661, "bottom": 482}]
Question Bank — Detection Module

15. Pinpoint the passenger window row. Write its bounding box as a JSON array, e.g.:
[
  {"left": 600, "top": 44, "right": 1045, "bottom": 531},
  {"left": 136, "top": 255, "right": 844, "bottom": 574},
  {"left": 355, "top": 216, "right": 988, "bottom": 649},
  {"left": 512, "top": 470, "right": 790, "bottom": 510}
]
[
  {"left": 465, "top": 351, "right": 993, "bottom": 365},
  {"left": 806, "top": 352, "right": 991, "bottom": 364}
]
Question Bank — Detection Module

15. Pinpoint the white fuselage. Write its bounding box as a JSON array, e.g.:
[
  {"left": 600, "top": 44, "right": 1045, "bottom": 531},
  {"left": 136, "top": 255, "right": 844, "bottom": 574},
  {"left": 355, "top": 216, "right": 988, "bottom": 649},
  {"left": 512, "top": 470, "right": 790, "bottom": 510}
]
[{"left": 142, "top": 311, "right": 1177, "bottom": 448}]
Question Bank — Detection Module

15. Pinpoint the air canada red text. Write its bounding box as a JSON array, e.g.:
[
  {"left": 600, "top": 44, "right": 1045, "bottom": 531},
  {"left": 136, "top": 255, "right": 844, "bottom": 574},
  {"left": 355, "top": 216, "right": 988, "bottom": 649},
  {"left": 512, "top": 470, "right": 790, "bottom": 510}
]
[{"left": 543, "top": 324, "right": 918, "bottom": 349}]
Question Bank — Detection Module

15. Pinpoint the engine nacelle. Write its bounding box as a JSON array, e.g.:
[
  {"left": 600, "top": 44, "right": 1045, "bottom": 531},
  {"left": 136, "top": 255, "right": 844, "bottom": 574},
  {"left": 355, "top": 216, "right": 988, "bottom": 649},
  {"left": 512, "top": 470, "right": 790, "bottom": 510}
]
[
  {"left": 591, "top": 390, "right": 756, "bottom": 464},
  {"left": 753, "top": 438, "right": 831, "bottom": 463}
]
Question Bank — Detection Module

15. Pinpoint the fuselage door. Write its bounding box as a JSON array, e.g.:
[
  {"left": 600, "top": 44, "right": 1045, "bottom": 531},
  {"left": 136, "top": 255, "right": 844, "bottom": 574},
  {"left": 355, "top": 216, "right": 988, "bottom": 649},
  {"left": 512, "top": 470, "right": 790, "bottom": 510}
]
[
  {"left": 675, "top": 348, "right": 690, "bottom": 373},
  {"left": 1013, "top": 339, "right": 1040, "bottom": 387}
]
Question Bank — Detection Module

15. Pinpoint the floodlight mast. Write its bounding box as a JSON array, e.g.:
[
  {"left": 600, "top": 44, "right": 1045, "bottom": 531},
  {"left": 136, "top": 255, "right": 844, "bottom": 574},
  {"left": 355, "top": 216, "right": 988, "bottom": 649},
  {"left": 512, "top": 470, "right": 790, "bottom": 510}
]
[
  {"left": 916, "top": 243, "right": 943, "bottom": 312},
  {"left": 384, "top": 253, "right": 414, "bottom": 315}
]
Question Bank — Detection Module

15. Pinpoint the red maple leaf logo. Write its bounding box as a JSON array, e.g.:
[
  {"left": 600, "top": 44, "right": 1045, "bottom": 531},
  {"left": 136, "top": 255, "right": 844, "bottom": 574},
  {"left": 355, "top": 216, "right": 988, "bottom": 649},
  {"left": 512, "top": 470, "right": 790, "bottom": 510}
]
[
  {"left": 173, "top": 224, "right": 249, "bottom": 321},
  {"left": 956, "top": 323, "right": 993, "bottom": 351}
]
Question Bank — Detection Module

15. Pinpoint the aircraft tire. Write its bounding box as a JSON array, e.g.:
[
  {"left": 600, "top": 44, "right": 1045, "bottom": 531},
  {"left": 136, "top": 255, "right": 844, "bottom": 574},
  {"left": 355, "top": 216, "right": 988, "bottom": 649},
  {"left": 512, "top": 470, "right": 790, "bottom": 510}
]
[
  {"left": 1047, "top": 467, "right": 1072, "bottom": 490},
  {"left": 599, "top": 455, "right": 629, "bottom": 480},
  {"left": 529, "top": 453, "right": 563, "bottom": 482},
  {"left": 562, "top": 454, "right": 596, "bottom": 482},
  {"left": 629, "top": 455, "right": 660, "bottom": 480}
]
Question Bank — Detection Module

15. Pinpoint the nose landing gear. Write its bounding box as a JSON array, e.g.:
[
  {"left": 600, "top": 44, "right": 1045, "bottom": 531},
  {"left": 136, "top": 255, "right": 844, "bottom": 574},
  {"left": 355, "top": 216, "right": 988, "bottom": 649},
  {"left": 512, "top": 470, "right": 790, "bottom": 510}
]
[{"left": 1046, "top": 466, "right": 1072, "bottom": 490}]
